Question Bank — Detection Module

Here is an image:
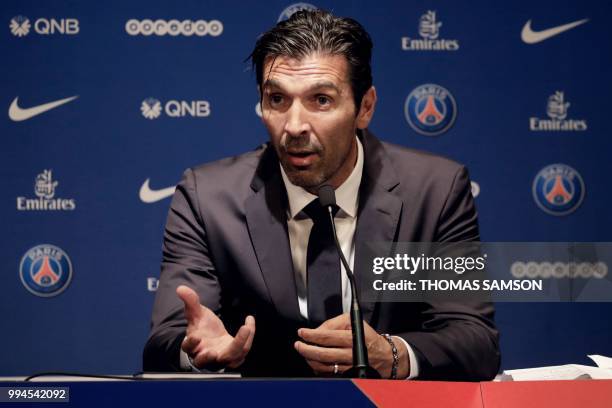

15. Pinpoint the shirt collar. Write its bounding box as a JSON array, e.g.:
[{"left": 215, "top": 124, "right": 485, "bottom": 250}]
[{"left": 280, "top": 135, "right": 364, "bottom": 219}]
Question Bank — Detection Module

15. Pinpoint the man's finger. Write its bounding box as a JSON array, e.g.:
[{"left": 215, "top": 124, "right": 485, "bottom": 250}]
[
  {"left": 318, "top": 313, "right": 351, "bottom": 330},
  {"left": 298, "top": 328, "right": 352, "bottom": 348},
  {"left": 193, "top": 349, "right": 219, "bottom": 368},
  {"left": 222, "top": 323, "right": 253, "bottom": 369},
  {"left": 294, "top": 340, "right": 352, "bottom": 364},
  {"left": 181, "top": 335, "right": 201, "bottom": 354},
  {"left": 232, "top": 323, "right": 253, "bottom": 352},
  {"left": 242, "top": 316, "right": 256, "bottom": 353},
  {"left": 307, "top": 359, "right": 352, "bottom": 376},
  {"left": 176, "top": 285, "right": 203, "bottom": 323},
  {"left": 218, "top": 323, "right": 252, "bottom": 364}
]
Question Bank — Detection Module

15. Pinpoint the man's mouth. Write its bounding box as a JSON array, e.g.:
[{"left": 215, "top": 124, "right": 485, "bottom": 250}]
[{"left": 285, "top": 150, "right": 318, "bottom": 167}]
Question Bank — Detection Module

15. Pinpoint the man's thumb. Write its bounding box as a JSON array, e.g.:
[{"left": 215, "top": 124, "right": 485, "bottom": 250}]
[{"left": 176, "top": 285, "right": 203, "bottom": 322}]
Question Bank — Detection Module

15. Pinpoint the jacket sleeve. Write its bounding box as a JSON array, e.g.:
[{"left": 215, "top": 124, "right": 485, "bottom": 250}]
[
  {"left": 398, "top": 166, "right": 501, "bottom": 381},
  {"left": 143, "top": 168, "right": 222, "bottom": 372}
]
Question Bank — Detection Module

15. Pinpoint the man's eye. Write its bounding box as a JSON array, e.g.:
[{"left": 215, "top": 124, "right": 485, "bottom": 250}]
[
  {"left": 269, "top": 94, "right": 284, "bottom": 105},
  {"left": 316, "top": 95, "right": 331, "bottom": 106}
]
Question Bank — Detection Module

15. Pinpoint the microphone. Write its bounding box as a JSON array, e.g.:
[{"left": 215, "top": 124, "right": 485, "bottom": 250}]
[{"left": 317, "top": 185, "right": 380, "bottom": 379}]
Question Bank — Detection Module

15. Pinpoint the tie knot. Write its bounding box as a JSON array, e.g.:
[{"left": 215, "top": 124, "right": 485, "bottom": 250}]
[{"left": 302, "top": 199, "right": 339, "bottom": 224}]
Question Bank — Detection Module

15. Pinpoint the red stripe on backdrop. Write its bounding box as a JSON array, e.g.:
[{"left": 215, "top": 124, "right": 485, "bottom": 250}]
[
  {"left": 352, "top": 379, "right": 483, "bottom": 408},
  {"left": 480, "top": 380, "right": 612, "bottom": 408}
]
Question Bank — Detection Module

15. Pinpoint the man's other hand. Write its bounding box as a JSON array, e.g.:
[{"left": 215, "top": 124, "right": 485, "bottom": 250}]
[
  {"left": 176, "top": 285, "right": 255, "bottom": 369},
  {"left": 294, "top": 313, "right": 409, "bottom": 378}
]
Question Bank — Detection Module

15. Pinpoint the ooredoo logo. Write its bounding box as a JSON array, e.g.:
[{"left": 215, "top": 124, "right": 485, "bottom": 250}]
[
  {"left": 125, "top": 19, "right": 223, "bottom": 36},
  {"left": 511, "top": 261, "right": 606, "bottom": 279}
]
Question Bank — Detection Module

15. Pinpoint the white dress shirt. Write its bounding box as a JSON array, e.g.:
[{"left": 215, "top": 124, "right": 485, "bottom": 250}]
[{"left": 280, "top": 136, "right": 419, "bottom": 379}]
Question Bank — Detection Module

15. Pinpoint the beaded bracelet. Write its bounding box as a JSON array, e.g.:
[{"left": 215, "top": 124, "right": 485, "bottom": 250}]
[{"left": 382, "top": 334, "right": 399, "bottom": 379}]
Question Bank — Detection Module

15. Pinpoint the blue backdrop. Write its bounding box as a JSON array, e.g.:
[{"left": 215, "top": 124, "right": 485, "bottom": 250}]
[{"left": 2, "top": 0, "right": 611, "bottom": 375}]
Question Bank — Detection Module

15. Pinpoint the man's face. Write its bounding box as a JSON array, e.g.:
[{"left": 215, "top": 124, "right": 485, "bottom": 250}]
[{"left": 260, "top": 53, "right": 371, "bottom": 192}]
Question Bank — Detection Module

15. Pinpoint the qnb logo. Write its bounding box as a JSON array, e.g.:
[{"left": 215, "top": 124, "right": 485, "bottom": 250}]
[
  {"left": 125, "top": 19, "right": 223, "bottom": 37},
  {"left": 404, "top": 84, "right": 457, "bottom": 136},
  {"left": 9, "top": 15, "right": 30, "bottom": 36},
  {"left": 529, "top": 91, "right": 587, "bottom": 131},
  {"left": 278, "top": 3, "right": 318, "bottom": 22},
  {"left": 9, "top": 16, "right": 79, "bottom": 37},
  {"left": 532, "top": 164, "right": 585, "bottom": 216},
  {"left": 401, "top": 10, "right": 459, "bottom": 51},
  {"left": 141, "top": 98, "right": 162, "bottom": 119},
  {"left": 17, "top": 169, "right": 76, "bottom": 211},
  {"left": 511, "top": 261, "right": 607, "bottom": 279},
  {"left": 141, "top": 98, "right": 211, "bottom": 119}
]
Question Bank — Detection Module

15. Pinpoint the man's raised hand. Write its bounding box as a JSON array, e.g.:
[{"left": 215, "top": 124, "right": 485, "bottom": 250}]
[{"left": 176, "top": 285, "right": 255, "bottom": 369}]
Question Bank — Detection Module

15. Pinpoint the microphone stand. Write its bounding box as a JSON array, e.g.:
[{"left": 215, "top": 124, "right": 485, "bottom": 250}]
[{"left": 319, "top": 187, "right": 380, "bottom": 379}]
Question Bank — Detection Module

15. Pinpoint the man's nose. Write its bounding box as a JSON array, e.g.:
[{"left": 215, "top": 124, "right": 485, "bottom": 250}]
[{"left": 284, "top": 102, "right": 311, "bottom": 137}]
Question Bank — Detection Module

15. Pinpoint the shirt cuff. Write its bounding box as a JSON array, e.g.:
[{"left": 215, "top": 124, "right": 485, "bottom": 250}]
[
  {"left": 392, "top": 336, "right": 419, "bottom": 379},
  {"left": 179, "top": 349, "right": 200, "bottom": 372},
  {"left": 180, "top": 349, "right": 227, "bottom": 374}
]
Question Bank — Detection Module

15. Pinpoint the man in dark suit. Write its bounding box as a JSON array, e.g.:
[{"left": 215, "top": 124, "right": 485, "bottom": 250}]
[{"left": 143, "top": 10, "right": 500, "bottom": 380}]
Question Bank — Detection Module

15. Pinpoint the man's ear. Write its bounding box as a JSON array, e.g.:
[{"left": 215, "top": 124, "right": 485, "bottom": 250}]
[{"left": 356, "top": 86, "right": 377, "bottom": 129}]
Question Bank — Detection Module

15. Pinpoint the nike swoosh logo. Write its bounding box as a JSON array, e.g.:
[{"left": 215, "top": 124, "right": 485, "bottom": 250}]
[
  {"left": 8, "top": 95, "right": 79, "bottom": 122},
  {"left": 139, "top": 179, "right": 176, "bottom": 203},
  {"left": 521, "top": 18, "right": 589, "bottom": 44}
]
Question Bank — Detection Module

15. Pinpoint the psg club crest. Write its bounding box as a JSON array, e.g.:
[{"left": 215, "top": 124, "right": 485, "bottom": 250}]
[
  {"left": 532, "top": 164, "right": 585, "bottom": 216},
  {"left": 404, "top": 84, "right": 457, "bottom": 136},
  {"left": 278, "top": 3, "right": 318, "bottom": 22},
  {"left": 19, "top": 244, "right": 73, "bottom": 297}
]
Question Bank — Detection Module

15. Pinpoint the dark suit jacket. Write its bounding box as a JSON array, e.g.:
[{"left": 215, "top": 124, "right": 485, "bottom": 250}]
[{"left": 143, "top": 130, "right": 501, "bottom": 380}]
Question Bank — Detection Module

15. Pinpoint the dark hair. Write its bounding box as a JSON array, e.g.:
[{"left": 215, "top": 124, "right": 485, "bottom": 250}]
[{"left": 249, "top": 9, "right": 373, "bottom": 110}]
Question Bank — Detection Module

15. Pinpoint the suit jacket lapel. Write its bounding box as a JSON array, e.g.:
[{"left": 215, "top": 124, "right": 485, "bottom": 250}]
[
  {"left": 244, "top": 132, "right": 403, "bottom": 325},
  {"left": 245, "top": 147, "right": 303, "bottom": 323},
  {"left": 355, "top": 130, "right": 404, "bottom": 323}
]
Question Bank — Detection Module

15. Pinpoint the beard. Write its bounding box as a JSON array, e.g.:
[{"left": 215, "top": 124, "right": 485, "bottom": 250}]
[
  {"left": 275, "top": 135, "right": 352, "bottom": 195},
  {"left": 276, "top": 134, "right": 331, "bottom": 189},
  {"left": 282, "top": 161, "right": 327, "bottom": 188}
]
